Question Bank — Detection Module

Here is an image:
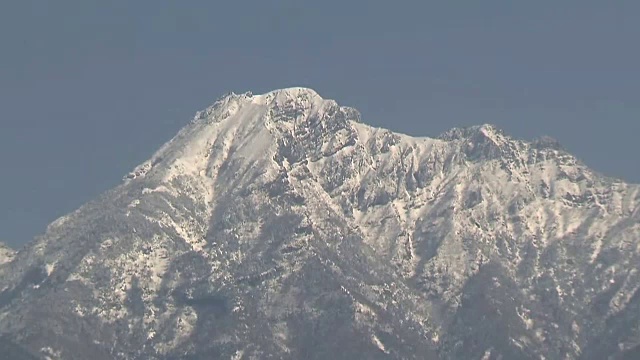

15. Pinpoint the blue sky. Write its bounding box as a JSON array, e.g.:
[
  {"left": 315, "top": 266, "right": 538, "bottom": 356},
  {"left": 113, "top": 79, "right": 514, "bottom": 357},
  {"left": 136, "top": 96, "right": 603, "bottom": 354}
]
[{"left": 1, "top": 1, "right": 639, "bottom": 247}]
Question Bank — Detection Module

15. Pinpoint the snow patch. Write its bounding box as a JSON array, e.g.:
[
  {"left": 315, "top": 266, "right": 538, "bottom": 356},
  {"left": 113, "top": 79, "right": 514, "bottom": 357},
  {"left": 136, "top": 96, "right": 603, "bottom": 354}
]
[
  {"left": 372, "top": 334, "right": 389, "bottom": 354},
  {"left": 45, "top": 262, "right": 56, "bottom": 276}
]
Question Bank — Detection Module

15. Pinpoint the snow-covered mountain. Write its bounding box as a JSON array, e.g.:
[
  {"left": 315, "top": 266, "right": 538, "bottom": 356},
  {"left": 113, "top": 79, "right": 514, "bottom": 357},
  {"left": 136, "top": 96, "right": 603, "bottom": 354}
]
[{"left": 0, "top": 88, "right": 639, "bottom": 359}]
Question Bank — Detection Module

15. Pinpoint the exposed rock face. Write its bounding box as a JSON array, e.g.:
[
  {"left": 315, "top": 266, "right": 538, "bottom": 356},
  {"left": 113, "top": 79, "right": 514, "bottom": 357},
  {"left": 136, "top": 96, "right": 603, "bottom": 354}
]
[{"left": 0, "top": 88, "right": 638, "bottom": 359}]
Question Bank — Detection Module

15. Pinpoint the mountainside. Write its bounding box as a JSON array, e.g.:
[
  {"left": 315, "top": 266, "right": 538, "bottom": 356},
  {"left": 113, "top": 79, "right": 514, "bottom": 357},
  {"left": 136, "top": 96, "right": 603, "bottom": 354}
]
[{"left": 0, "top": 88, "right": 639, "bottom": 359}]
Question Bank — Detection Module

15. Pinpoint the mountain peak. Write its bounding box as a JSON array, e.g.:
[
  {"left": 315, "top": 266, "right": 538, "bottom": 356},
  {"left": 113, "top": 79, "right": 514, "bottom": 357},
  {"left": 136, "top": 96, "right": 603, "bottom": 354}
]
[
  {"left": 260, "top": 86, "right": 321, "bottom": 99},
  {"left": 437, "top": 123, "right": 504, "bottom": 141},
  {"left": 125, "top": 87, "right": 360, "bottom": 184},
  {"left": 251, "top": 87, "right": 325, "bottom": 109},
  {"left": 215, "top": 87, "right": 321, "bottom": 104},
  {"left": 194, "top": 87, "right": 333, "bottom": 123},
  {"left": 436, "top": 123, "right": 574, "bottom": 162}
]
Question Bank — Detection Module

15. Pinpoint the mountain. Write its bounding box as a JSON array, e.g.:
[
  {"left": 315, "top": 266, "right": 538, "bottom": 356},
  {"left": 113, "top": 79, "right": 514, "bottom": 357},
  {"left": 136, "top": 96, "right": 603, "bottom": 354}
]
[{"left": 0, "top": 88, "right": 638, "bottom": 359}]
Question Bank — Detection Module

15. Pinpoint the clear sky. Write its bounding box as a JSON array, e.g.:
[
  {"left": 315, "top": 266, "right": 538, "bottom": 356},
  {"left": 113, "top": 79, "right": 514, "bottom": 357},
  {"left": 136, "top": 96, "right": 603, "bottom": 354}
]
[{"left": 1, "top": 1, "right": 639, "bottom": 248}]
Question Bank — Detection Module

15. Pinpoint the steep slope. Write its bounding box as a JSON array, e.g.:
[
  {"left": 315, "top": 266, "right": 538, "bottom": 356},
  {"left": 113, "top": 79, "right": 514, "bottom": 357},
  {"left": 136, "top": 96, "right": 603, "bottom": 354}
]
[{"left": 0, "top": 88, "right": 638, "bottom": 359}]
